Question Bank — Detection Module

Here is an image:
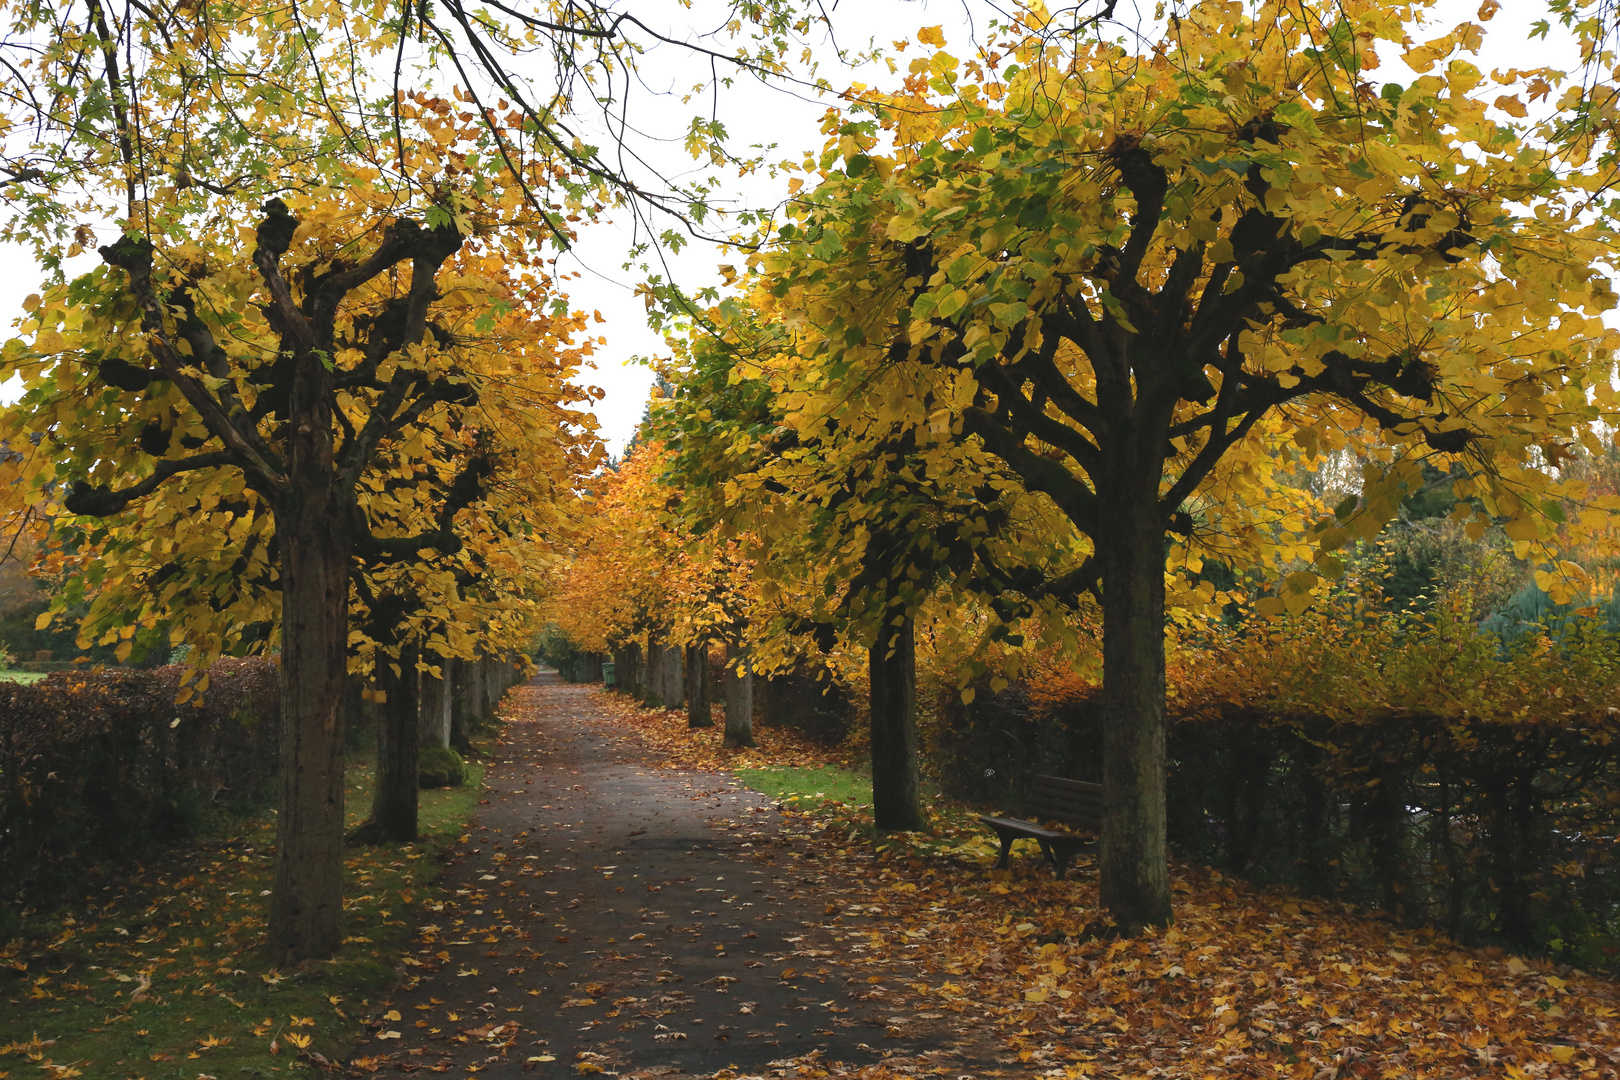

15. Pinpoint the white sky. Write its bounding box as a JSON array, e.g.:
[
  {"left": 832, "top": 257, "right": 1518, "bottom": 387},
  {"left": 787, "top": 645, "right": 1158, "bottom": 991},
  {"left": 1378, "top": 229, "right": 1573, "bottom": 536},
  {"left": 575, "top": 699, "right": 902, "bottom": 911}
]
[{"left": 0, "top": 0, "right": 1584, "bottom": 456}]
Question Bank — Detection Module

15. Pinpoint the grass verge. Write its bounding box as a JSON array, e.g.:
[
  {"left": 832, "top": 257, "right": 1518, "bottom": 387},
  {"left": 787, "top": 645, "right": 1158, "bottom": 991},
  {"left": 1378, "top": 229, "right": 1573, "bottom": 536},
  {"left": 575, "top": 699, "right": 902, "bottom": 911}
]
[
  {"left": 0, "top": 670, "right": 47, "bottom": 684},
  {"left": 0, "top": 752, "right": 486, "bottom": 1079},
  {"left": 732, "top": 762, "right": 995, "bottom": 861},
  {"left": 733, "top": 763, "right": 872, "bottom": 808}
]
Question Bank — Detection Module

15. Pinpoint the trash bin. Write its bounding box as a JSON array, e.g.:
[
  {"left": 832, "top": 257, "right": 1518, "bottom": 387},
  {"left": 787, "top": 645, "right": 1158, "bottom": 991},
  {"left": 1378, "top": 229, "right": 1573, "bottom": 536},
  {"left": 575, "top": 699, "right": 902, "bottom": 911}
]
[{"left": 602, "top": 661, "right": 616, "bottom": 687}]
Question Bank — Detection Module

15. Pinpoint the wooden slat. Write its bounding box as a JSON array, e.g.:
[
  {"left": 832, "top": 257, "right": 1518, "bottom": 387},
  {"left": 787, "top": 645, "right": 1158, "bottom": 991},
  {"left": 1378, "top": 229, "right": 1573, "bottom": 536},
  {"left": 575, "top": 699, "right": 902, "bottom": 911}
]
[
  {"left": 1034, "top": 775, "right": 1102, "bottom": 794},
  {"left": 1023, "top": 774, "right": 1104, "bottom": 829},
  {"left": 1031, "top": 791, "right": 1103, "bottom": 806}
]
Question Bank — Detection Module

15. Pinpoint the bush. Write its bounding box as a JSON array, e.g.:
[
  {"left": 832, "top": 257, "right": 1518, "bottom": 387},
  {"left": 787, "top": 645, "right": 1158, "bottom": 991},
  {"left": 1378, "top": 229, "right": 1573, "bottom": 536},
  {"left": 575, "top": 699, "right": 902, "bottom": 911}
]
[
  {"left": 418, "top": 745, "right": 466, "bottom": 788},
  {"left": 1162, "top": 705, "right": 1620, "bottom": 967},
  {"left": 923, "top": 585, "right": 1620, "bottom": 969},
  {"left": 0, "top": 659, "right": 279, "bottom": 909}
]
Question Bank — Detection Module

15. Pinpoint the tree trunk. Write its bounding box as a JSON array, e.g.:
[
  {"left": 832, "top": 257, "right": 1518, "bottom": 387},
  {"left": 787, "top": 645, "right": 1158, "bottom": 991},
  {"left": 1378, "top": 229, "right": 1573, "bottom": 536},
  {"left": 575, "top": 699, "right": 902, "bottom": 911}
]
[
  {"left": 1096, "top": 490, "right": 1173, "bottom": 933},
  {"left": 352, "top": 637, "right": 419, "bottom": 845},
  {"left": 266, "top": 485, "right": 349, "bottom": 964},
  {"left": 723, "top": 642, "right": 755, "bottom": 749},
  {"left": 421, "top": 656, "right": 451, "bottom": 749},
  {"left": 471, "top": 657, "right": 487, "bottom": 723},
  {"left": 621, "top": 644, "right": 640, "bottom": 695},
  {"left": 644, "top": 638, "right": 665, "bottom": 707},
  {"left": 342, "top": 667, "right": 368, "bottom": 750},
  {"left": 661, "top": 642, "right": 684, "bottom": 710},
  {"left": 450, "top": 656, "right": 475, "bottom": 754},
  {"left": 869, "top": 614, "right": 926, "bottom": 831},
  {"left": 686, "top": 643, "right": 712, "bottom": 728}
]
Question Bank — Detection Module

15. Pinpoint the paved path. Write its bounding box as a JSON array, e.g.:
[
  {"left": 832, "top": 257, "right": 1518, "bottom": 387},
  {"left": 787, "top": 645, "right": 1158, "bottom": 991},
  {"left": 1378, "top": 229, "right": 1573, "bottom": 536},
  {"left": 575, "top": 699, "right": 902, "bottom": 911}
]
[{"left": 351, "top": 676, "right": 990, "bottom": 1078}]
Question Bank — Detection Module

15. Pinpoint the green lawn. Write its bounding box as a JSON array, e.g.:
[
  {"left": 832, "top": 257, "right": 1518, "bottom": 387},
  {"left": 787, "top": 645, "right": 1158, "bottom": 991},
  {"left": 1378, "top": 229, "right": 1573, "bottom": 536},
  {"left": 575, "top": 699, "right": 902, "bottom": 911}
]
[
  {"left": 0, "top": 753, "right": 486, "bottom": 1079},
  {"left": 0, "top": 670, "right": 47, "bottom": 683},
  {"left": 734, "top": 763, "right": 873, "bottom": 807}
]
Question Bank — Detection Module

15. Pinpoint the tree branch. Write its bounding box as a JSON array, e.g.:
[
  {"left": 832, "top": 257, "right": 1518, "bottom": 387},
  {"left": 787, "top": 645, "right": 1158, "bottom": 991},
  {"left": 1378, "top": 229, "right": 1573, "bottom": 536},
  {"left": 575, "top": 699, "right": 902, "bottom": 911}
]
[
  {"left": 99, "top": 235, "right": 287, "bottom": 489},
  {"left": 63, "top": 451, "right": 236, "bottom": 517},
  {"left": 962, "top": 406, "right": 1099, "bottom": 531}
]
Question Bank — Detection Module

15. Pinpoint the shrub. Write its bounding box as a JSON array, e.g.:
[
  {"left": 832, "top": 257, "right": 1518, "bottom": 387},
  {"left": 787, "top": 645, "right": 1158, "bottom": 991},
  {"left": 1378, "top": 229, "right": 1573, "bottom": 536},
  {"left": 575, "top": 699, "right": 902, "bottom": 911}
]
[
  {"left": 0, "top": 659, "right": 279, "bottom": 909},
  {"left": 418, "top": 745, "right": 466, "bottom": 789},
  {"left": 924, "top": 585, "right": 1620, "bottom": 968}
]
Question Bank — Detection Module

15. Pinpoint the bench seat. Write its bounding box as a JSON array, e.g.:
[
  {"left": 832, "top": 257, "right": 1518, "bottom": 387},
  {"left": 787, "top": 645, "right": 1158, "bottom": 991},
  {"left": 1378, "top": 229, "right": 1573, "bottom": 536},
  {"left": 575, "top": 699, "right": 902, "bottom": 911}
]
[{"left": 978, "top": 775, "right": 1102, "bottom": 878}]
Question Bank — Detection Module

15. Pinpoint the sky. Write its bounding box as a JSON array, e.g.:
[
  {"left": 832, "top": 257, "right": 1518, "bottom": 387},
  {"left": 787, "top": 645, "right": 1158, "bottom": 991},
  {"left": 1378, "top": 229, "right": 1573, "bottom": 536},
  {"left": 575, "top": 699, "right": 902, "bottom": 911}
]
[{"left": 0, "top": 0, "right": 1586, "bottom": 455}]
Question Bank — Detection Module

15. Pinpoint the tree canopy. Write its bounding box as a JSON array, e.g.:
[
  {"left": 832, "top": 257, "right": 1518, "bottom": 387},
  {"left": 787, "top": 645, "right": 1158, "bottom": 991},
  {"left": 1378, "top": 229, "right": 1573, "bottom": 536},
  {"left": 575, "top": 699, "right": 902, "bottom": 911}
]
[{"left": 636, "top": 0, "right": 1620, "bottom": 930}]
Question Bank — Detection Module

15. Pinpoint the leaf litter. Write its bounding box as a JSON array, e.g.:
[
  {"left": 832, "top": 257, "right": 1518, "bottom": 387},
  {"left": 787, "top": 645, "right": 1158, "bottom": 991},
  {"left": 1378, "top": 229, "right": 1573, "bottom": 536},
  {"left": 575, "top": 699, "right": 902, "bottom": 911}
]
[
  {"left": 596, "top": 690, "right": 1620, "bottom": 1080},
  {"left": 10, "top": 683, "right": 1613, "bottom": 1080},
  {"left": 0, "top": 757, "right": 485, "bottom": 1078}
]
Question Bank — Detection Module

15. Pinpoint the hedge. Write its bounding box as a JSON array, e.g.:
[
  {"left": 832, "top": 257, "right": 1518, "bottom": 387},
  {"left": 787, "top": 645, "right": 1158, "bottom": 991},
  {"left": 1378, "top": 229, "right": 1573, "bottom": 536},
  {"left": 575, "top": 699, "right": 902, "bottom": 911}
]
[{"left": 0, "top": 659, "right": 279, "bottom": 909}]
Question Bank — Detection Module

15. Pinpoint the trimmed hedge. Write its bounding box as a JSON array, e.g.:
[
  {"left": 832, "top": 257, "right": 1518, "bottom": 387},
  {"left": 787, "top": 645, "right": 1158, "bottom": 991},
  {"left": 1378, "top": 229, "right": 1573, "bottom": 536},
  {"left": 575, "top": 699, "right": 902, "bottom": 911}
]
[
  {"left": 0, "top": 659, "right": 279, "bottom": 908},
  {"left": 1164, "top": 707, "right": 1620, "bottom": 968},
  {"left": 927, "top": 681, "right": 1620, "bottom": 970}
]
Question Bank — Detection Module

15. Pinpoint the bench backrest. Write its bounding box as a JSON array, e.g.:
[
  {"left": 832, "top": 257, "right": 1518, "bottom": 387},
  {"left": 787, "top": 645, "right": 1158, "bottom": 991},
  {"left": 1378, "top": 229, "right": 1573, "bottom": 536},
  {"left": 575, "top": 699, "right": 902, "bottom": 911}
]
[{"left": 1027, "top": 774, "right": 1103, "bottom": 830}]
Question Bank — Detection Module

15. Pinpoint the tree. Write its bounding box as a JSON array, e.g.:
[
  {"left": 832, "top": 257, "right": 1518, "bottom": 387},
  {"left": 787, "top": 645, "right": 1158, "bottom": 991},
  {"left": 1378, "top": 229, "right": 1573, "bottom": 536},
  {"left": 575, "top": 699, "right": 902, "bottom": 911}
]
[
  {"left": 738, "top": 0, "right": 1620, "bottom": 930},
  {"left": 1, "top": 131, "right": 600, "bottom": 957},
  {"left": 652, "top": 294, "right": 1095, "bottom": 830}
]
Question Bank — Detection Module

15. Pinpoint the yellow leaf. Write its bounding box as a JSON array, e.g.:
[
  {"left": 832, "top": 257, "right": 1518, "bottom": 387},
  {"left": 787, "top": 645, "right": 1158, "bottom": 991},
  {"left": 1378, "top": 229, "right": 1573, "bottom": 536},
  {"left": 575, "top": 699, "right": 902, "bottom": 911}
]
[
  {"left": 916, "top": 25, "right": 945, "bottom": 47},
  {"left": 1494, "top": 95, "right": 1527, "bottom": 118}
]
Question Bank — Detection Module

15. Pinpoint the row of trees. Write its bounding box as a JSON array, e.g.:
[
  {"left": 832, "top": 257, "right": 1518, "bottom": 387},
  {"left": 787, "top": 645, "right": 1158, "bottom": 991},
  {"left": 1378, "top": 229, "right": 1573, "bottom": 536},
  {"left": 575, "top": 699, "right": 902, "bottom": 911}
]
[
  {"left": 0, "top": 0, "right": 623, "bottom": 962},
  {"left": 7, "top": 0, "right": 1620, "bottom": 958},
  {"left": 551, "top": 0, "right": 1620, "bottom": 936}
]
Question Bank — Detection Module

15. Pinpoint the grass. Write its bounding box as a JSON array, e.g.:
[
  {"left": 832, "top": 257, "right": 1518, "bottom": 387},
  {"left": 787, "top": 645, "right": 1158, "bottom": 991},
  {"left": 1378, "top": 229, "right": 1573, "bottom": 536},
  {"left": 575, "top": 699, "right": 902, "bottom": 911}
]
[
  {"left": 0, "top": 751, "right": 486, "bottom": 1079},
  {"left": 734, "top": 760, "right": 1008, "bottom": 863},
  {"left": 0, "top": 670, "right": 47, "bottom": 684},
  {"left": 734, "top": 763, "right": 873, "bottom": 808}
]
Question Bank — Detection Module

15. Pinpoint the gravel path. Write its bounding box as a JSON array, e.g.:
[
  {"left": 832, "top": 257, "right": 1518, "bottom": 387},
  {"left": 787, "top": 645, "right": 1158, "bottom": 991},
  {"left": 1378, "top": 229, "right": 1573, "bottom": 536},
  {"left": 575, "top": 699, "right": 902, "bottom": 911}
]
[{"left": 349, "top": 675, "right": 993, "bottom": 1078}]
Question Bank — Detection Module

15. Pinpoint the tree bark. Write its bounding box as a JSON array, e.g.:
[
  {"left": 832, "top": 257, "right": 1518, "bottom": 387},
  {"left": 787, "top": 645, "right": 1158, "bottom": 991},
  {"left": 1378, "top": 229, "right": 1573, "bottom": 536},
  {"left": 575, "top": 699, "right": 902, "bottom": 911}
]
[
  {"left": 471, "top": 657, "right": 486, "bottom": 723},
  {"left": 686, "top": 643, "right": 712, "bottom": 728},
  {"left": 266, "top": 484, "right": 349, "bottom": 964},
  {"left": 450, "top": 656, "right": 476, "bottom": 754},
  {"left": 723, "top": 642, "right": 755, "bottom": 749},
  {"left": 869, "top": 614, "right": 926, "bottom": 832},
  {"left": 644, "top": 638, "right": 665, "bottom": 708},
  {"left": 352, "top": 636, "right": 419, "bottom": 844},
  {"left": 420, "top": 656, "right": 451, "bottom": 749},
  {"left": 482, "top": 656, "right": 497, "bottom": 716},
  {"left": 662, "top": 642, "right": 685, "bottom": 710},
  {"left": 1096, "top": 489, "right": 1173, "bottom": 933},
  {"left": 622, "top": 644, "right": 640, "bottom": 695}
]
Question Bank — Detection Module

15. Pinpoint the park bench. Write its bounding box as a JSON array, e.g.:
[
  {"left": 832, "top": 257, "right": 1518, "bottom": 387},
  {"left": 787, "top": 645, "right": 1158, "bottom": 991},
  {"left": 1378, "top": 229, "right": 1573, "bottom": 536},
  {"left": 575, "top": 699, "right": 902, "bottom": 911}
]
[{"left": 978, "top": 774, "right": 1102, "bottom": 878}]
